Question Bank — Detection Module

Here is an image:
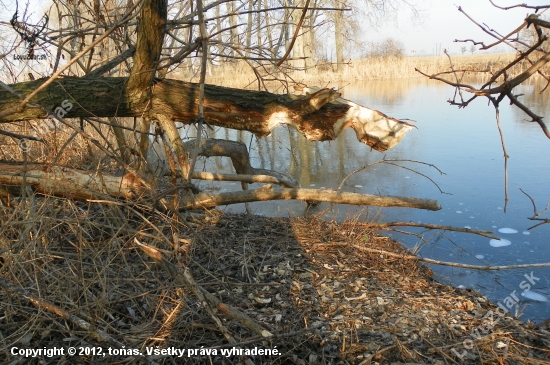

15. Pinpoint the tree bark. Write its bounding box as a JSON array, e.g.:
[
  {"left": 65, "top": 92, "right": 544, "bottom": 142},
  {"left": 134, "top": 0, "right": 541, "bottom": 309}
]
[
  {"left": 333, "top": 1, "right": 345, "bottom": 71},
  {"left": 0, "top": 163, "right": 146, "bottom": 200},
  {"left": 180, "top": 184, "right": 441, "bottom": 211},
  {"left": 126, "top": 0, "right": 167, "bottom": 106},
  {"left": 0, "top": 78, "right": 413, "bottom": 151}
]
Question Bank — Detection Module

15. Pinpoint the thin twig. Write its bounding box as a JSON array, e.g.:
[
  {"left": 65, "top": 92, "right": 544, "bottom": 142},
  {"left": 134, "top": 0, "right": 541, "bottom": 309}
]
[{"left": 316, "top": 243, "right": 550, "bottom": 270}]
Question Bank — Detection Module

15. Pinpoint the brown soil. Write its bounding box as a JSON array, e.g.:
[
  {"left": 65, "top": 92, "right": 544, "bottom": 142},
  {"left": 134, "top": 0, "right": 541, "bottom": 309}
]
[{"left": 1, "top": 203, "right": 549, "bottom": 364}]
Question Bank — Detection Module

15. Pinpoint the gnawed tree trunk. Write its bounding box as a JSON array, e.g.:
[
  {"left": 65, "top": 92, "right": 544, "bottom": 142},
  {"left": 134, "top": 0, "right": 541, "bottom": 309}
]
[
  {"left": 0, "top": 78, "right": 413, "bottom": 151},
  {"left": 0, "top": 163, "right": 441, "bottom": 211}
]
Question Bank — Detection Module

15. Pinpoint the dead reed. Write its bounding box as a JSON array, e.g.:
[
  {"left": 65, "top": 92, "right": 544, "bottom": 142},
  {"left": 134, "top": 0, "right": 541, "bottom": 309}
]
[{"left": 199, "top": 53, "right": 536, "bottom": 90}]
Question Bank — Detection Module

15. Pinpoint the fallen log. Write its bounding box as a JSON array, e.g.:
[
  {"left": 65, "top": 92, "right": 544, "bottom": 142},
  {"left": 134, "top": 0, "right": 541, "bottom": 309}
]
[
  {"left": 179, "top": 184, "right": 441, "bottom": 211},
  {"left": 0, "top": 163, "right": 440, "bottom": 211},
  {"left": 192, "top": 171, "right": 296, "bottom": 188},
  {"left": 0, "top": 162, "right": 146, "bottom": 200}
]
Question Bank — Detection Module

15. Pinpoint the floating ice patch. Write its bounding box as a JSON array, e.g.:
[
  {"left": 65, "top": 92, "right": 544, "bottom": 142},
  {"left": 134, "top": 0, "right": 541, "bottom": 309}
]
[
  {"left": 498, "top": 228, "right": 518, "bottom": 234},
  {"left": 310, "top": 184, "right": 316, "bottom": 187},
  {"left": 458, "top": 285, "right": 466, "bottom": 289},
  {"left": 523, "top": 231, "right": 530, "bottom": 235},
  {"left": 464, "top": 225, "right": 471, "bottom": 229},
  {"left": 405, "top": 176, "right": 410, "bottom": 179},
  {"left": 470, "top": 216, "right": 474, "bottom": 219},
  {"left": 459, "top": 203, "right": 463, "bottom": 205},
  {"left": 456, "top": 211, "right": 462, "bottom": 214},
  {"left": 521, "top": 291, "right": 548, "bottom": 302},
  {"left": 489, "top": 238, "right": 512, "bottom": 247},
  {"left": 497, "top": 207, "right": 503, "bottom": 210},
  {"left": 475, "top": 254, "right": 484, "bottom": 259},
  {"left": 492, "top": 225, "right": 497, "bottom": 228},
  {"left": 354, "top": 185, "right": 363, "bottom": 188}
]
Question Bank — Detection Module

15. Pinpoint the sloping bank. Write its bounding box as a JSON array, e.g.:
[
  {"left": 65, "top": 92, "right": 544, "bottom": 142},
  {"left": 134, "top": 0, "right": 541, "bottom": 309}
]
[{"left": 1, "top": 210, "right": 548, "bottom": 364}]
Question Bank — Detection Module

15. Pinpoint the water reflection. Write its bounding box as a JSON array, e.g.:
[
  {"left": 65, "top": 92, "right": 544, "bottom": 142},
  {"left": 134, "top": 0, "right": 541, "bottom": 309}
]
[{"left": 194, "top": 78, "right": 550, "bottom": 322}]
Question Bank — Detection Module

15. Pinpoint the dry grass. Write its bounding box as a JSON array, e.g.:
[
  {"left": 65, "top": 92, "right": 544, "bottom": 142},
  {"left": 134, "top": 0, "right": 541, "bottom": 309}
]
[
  {"left": 1, "top": 200, "right": 549, "bottom": 364},
  {"left": 197, "top": 53, "right": 539, "bottom": 90}
]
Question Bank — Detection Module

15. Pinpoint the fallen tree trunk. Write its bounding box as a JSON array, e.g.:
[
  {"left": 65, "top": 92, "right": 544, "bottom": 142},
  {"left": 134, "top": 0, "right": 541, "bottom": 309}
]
[
  {"left": 0, "top": 163, "right": 440, "bottom": 211},
  {"left": 0, "top": 162, "right": 146, "bottom": 200},
  {"left": 0, "top": 77, "right": 413, "bottom": 151},
  {"left": 179, "top": 184, "right": 441, "bottom": 211},
  {"left": 192, "top": 172, "right": 296, "bottom": 187}
]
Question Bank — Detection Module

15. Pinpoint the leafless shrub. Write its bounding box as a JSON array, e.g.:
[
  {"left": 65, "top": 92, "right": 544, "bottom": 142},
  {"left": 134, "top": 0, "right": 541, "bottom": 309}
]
[{"left": 364, "top": 37, "right": 405, "bottom": 59}]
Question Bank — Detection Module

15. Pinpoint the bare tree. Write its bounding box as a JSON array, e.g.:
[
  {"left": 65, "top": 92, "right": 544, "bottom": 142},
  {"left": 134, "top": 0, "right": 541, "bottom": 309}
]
[
  {"left": 326, "top": 0, "right": 418, "bottom": 71},
  {"left": 365, "top": 37, "right": 405, "bottom": 59}
]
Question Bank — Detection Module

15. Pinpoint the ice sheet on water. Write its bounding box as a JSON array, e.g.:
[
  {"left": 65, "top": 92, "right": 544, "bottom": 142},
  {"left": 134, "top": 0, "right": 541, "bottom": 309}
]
[
  {"left": 523, "top": 231, "right": 531, "bottom": 235},
  {"left": 521, "top": 291, "right": 548, "bottom": 302},
  {"left": 475, "top": 254, "right": 484, "bottom": 259},
  {"left": 464, "top": 225, "right": 471, "bottom": 229},
  {"left": 498, "top": 228, "right": 518, "bottom": 234},
  {"left": 354, "top": 185, "right": 363, "bottom": 188},
  {"left": 456, "top": 211, "right": 462, "bottom": 213},
  {"left": 489, "top": 238, "right": 512, "bottom": 247}
]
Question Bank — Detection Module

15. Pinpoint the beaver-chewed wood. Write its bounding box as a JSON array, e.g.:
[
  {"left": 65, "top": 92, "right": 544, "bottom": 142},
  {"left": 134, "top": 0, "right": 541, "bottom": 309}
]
[{"left": 0, "top": 77, "right": 413, "bottom": 151}]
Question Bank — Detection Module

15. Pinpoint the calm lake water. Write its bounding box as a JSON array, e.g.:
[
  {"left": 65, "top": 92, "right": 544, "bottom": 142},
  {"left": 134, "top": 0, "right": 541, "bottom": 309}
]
[{"left": 195, "top": 78, "right": 550, "bottom": 323}]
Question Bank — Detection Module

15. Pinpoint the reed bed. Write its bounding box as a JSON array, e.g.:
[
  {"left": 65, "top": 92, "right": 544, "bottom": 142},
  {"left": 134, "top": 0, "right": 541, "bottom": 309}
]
[{"left": 198, "top": 53, "right": 539, "bottom": 90}]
